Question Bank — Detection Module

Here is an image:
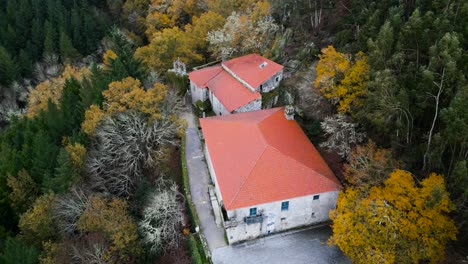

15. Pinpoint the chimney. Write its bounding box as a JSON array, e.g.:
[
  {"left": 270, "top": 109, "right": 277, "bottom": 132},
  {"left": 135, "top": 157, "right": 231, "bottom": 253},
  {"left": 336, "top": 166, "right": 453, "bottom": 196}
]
[{"left": 284, "top": 105, "right": 295, "bottom": 120}]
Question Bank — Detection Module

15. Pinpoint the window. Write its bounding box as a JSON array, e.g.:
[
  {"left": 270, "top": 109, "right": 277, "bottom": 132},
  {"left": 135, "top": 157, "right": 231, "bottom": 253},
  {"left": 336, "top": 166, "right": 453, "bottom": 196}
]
[
  {"left": 281, "top": 201, "right": 289, "bottom": 211},
  {"left": 259, "top": 62, "right": 268, "bottom": 68},
  {"left": 275, "top": 76, "right": 279, "bottom": 82},
  {"left": 249, "top": 207, "right": 257, "bottom": 216},
  {"left": 260, "top": 84, "right": 263, "bottom": 91},
  {"left": 311, "top": 212, "right": 316, "bottom": 218},
  {"left": 313, "top": 195, "right": 320, "bottom": 200}
]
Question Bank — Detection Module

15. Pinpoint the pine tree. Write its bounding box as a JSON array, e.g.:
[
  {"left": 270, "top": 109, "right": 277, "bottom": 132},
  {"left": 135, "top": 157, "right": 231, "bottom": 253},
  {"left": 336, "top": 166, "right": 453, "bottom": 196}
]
[
  {"left": 43, "top": 20, "right": 57, "bottom": 55},
  {"left": 59, "top": 30, "right": 80, "bottom": 62},
  {"left": 60, "top": 78, "right": 84, "bottom": 135},
  {"left": 0, "top": 45, "right": 20, "bottom": 85}
]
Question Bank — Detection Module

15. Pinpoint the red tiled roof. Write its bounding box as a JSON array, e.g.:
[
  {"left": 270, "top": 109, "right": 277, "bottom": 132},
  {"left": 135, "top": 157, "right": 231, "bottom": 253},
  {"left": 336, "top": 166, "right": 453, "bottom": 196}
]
[
  {"left": 206, "top": 71, "right": 261, "bottom": 112},
  {"left": 200, "top": 108, "right": 341, "bottom": 211},
  {"left": 222, "top": 54, "right": 283, "bottom": 89},
  {"left": 188, "top": 66, "right": 222, "bottom": 88}
]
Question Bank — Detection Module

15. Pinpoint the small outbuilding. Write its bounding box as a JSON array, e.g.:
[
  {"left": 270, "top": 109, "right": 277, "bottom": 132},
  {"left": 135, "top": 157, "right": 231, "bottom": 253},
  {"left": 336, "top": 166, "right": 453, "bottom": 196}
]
[{"left": 200, "top": 107, "right": 342, "bottom": 244}]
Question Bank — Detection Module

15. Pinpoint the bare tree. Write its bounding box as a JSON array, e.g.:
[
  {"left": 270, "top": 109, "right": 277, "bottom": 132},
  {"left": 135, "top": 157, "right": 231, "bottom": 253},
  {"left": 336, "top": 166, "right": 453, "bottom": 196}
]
[
  {"left": 86, "top": 111, "right": 179, "bottom": 196},
  {"left": 139, "top": 179, "right": 184, "bottom": 254},
  {"left": 54, "top": 187, "right": 90, "bottom": 236},
  {"left": 320, "top": 114, "right": 366, "bottom": 159},
  {"left": 71, "top": 241, "right": 109, "bottom": 264}
]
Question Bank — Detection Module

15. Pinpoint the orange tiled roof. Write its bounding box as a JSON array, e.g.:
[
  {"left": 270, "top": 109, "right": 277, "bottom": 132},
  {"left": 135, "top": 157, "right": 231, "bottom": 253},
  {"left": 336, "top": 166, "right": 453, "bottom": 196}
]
[
  {"left": 188, "top": 54, "right": 283, "bottom": 112},
  {"left": 188, "top": 66, "right": 222, "bottom": 88},
  {"left": 200, "top": 108, "right": 341, "bottom": 211},
  {"left": 206, "top": 71, "right": 261, "bottom": 112},
  {"left": 222, "top": 54, "right": 283, "bottom": 89}
]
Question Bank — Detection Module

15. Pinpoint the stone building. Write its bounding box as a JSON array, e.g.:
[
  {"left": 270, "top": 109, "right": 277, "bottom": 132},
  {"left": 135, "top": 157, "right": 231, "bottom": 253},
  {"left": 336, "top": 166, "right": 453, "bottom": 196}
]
[
  {"left": 188, "top": 54, "right": 284, "bottom": 115},
  {"left": 200, "top": 107, "right": 342, "bottom": 244}
]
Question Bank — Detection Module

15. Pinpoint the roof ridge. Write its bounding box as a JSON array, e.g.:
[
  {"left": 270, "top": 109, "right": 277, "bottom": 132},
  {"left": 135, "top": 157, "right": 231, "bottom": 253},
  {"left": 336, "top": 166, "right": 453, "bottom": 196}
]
[
  {"left": 268, "top": 143, "right": 337, "bottom": 185},
  {"left": 227, "top": 142, "right": 268, "bottom": 209},
  {"left": 202, "top": 67, "right": 223, "bottom": 87}
]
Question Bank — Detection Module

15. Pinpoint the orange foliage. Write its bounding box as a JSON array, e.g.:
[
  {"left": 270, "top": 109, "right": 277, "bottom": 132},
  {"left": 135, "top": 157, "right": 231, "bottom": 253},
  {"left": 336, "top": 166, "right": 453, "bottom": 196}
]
[
  {"left": 330, "top": 169, "right": 457, "bottom": 264},
  {"left": 27, "top": 65, "right": 90, "bottom": 118}
]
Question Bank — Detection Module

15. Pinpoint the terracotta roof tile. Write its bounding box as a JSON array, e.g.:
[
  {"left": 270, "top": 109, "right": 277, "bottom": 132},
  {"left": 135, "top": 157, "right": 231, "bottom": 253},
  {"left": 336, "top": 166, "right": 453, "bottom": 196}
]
[
  {"left": 188, "top": 66, "right": 222, "bottom": 88},
  {"left": 206, "top": 71, "right": 261, "bottom": 112},
  {"left": 200, "top": 108, "right": 341, "bottom": 210},
  {"left": 188, "top": 54, "right": 283, "bottom": 112},
  {"left": 222, "top": 54, "right": 283, "bottom": 89}
]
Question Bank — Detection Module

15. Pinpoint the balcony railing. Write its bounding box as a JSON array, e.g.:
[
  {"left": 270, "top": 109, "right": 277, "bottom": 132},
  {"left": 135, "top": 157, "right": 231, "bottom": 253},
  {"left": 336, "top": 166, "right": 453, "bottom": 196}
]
[{"left": 244, "top": 214, "right": 264, "bottom": 224}]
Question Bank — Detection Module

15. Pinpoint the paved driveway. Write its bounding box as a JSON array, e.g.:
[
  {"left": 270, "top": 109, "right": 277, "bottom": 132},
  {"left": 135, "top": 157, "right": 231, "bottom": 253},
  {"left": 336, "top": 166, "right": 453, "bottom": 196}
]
[
  {"left": 212, "top": 226, "right": 351, "bottom": 264},
  {"left": 182, "top": 111, "right": 227, "bottom": 253}
]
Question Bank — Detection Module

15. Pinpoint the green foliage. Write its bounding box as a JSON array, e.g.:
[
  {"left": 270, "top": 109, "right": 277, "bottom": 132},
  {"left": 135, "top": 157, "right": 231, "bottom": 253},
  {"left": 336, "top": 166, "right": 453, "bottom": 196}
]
[
  {"left": 188, "top": 234, "right": 203, "bottom": 264},
  {"left": 195, "top": 100, "right": 212, "bottom": 115},
  {"left": 0, "top": 46, "right": 20, "bottom": 85},
  {"left": 261, "top": 89, "right": 279, "bottom": 109},
  {"left": 106, "top": 29, "right": 147, "bottom": 82},
  {"left": 167, "top": 71, "right": 189, "bottom": 95},
  {"left": 0, "top": 0, "right": 111, "bottom": 83},
  {"left": 59, "top": 30, "right": 80, "bottom": 62},
  {"left": 0, "top": 236, "right": 40, "bottom": 264},
  {"left": 321, "top": 0, "right": 468, "bottom": 257}
]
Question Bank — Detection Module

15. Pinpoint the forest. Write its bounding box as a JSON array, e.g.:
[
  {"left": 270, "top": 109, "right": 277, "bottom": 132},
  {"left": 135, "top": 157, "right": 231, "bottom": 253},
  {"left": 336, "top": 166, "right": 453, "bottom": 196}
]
[{"left": 0, "top": 0, "right": 467, "bottom": 263}]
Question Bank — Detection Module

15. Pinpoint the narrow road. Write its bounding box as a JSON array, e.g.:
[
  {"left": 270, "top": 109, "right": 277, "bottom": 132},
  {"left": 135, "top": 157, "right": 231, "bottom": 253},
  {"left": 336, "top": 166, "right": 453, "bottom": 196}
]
[
  {"left": 212, "top": 226, "right": 351, "bottom": 264},
  {"left": 181, "top": 111, "right": 227, "bottom": 254}
]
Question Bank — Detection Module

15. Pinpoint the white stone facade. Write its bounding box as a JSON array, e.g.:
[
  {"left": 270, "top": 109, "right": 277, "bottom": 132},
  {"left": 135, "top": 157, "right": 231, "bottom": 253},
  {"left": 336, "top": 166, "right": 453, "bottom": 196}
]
[
  {"left": 222, "top": 191, "right": 339, "bottom": 244},
  {"left": 256, "top": 70, "right": 283, "bottom": 93},
  {"left": 190, "top": 81, "right": 208, "bottom": 104},
  {"left": 209, "top": 91, "right": 230, "bottom": 116}
]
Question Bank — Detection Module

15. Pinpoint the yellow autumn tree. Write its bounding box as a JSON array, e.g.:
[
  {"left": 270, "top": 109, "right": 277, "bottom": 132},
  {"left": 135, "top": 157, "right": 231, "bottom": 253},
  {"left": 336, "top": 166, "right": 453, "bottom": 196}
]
[
  {"left": 81, "top": 77, "right": 169, "bottom": 135},
  {"left": 144, "top": 0, "right": 204, "bottom": 38},
  {"left": 315, "top": 46, "right": 369, "bottom": 113},
  {"left": 27, "top": 65, "right": 90, "bottom": 117},
  {"left": 185, "top": 11, "right": 225, "bottom": 52},
  {"left": 103, "top": 77, "right": 167, "bottom": 119},
  {"left": 103, "top": 49, "right": 118, "bottom": 67},
  {"left": 18, "top": 193, "right": 57, "bottom": 246},
  {"left": 205, "top": 0, "right": 257, "bottom": 17},
  {"left": 65, "top": 143, "right": 87, "bottom": 168},
  {"left": 135, "top": 26, "right": 203, "bottom": 73},
  {"left": 329, "top": 169, "right": 457, "bottom": 264},
  {"left": 7, "top": 170, "right": 39, "bottom": 214},
  {"left": 81, "top": 104, "right": 106, "bottom": 135},
  {"left": 77, "top": 196, "right": 141, "bottom": 261}
]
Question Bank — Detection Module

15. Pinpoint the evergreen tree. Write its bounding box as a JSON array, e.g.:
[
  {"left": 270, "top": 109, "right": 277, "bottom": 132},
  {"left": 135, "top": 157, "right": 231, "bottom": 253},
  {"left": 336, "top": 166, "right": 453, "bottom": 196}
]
[
  {"left": 0, "top": 237, "right": 40, "bottom": 264},
  {"left": 43, "top": 20, "right": 57, "bottom": 55},
  {"left": 0, "top": 46, "right": 20, "bottom": 85},
  {"left": 59, "top": 30, "right": 80, "bottom": 61},
  {"left": 60, "top": 78, "right": 84, "bottom": 135}
]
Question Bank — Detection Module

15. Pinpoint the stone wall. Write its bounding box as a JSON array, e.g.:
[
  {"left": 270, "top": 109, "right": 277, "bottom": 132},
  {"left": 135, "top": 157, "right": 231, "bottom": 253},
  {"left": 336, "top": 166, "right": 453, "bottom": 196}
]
[
  {"left": 190, "top": 81, "right": 208, "bottom": 105},
  {"left": 233, "top": 98, "right": 262, "bottom": 114},
  {"left": 223, "top": 191, "right": 339, "bottom": 244},
  {"left": 210, "top": 91, "right": 231, "bottom": 116},
  {"left": 256, "top": 70, "right": 283, "bottom": 93}
]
